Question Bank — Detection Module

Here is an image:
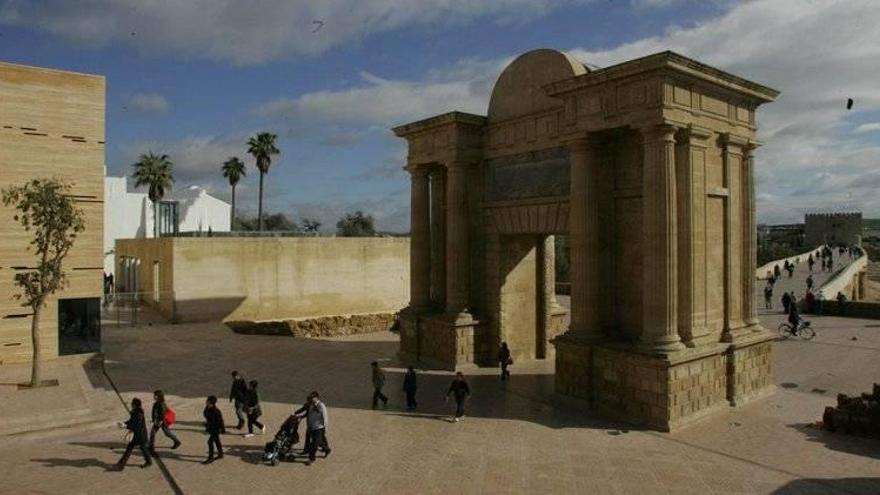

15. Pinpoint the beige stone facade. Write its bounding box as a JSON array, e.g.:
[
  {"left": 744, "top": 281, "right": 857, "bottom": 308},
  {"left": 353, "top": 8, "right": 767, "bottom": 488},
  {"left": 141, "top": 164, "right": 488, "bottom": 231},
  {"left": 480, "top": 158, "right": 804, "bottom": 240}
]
[
  {"left": 0, "top": 62, "right": 105, "bottom": 364},
  {"left": 393, "top": 49, "right": 778, "bottom": 430},
  {"left": 115, "top": 237, "right": 409, "bottom": 323}
]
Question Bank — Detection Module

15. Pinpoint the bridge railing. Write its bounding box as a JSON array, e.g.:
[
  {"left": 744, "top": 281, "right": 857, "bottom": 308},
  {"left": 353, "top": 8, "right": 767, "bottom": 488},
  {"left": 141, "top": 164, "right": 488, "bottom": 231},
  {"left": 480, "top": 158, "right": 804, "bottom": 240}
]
[
  {"left": 756, "top": 246, "right": 822, "bottom": 279},
  {"left": 817, "top": 253, "right": 868, "bottom": 299}
]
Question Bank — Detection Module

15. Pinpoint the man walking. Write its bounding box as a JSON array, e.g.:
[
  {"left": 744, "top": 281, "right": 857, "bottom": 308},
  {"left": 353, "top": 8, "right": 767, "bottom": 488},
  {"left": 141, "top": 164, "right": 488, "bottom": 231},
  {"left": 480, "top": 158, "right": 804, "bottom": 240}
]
[
  {"left": 782, "top": 291, "right": 792, "bottom": 314},
  {"left": 299, "top": 391, "right": 330, "bottom": 465},
  {"left": 116, "top": 398, "right": 152, "bottom": 470},
  {"left": 403, "top": 366, "right": 418, "bottom": 410},
  {"left": 229, "top": 371, "right": 248, "bottom": 430},
  {"left": 446, "top": 372, "right": 471, "bottom": 423},
  {"left": 203, "top": 395, "right": 226, "bottom": 463},
  {"left": 371, "top": 361, "right": 389, "bottom": 408},
  {"left": 498, "top": 342, "right": 512, "bottom": 381},
  {"left": 764, "top": 284, "right": 773, "bottom": 309}
]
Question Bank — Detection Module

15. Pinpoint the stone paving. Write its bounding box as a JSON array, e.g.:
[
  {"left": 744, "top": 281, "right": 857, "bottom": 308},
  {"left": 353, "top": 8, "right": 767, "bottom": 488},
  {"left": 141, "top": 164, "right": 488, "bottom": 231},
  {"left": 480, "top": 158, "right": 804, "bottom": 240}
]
[{"left": 0, "top": 254, "right": 878, "bottom": 494}]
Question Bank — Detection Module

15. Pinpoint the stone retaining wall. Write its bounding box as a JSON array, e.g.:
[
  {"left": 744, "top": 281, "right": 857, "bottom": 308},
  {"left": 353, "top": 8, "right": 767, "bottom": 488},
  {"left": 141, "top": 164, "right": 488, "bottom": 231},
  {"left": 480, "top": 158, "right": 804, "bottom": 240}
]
[{"left": 227, "top": 312, "right": 398, "bottom": 338}]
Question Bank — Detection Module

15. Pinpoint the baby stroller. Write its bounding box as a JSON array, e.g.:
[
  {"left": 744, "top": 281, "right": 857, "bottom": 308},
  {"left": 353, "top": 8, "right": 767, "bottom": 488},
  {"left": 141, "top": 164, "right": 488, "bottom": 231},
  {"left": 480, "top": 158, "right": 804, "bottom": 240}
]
[{"left": 263, "top": 415, "right": 300, "bottom": 466}]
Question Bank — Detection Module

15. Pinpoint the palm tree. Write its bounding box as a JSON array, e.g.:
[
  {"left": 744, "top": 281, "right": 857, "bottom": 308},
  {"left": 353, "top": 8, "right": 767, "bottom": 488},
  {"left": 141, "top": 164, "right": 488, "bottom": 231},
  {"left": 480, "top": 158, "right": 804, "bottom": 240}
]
[
  {"left": 221, "top": 156, "right": 246, "bottom": 230},
  {"left": 132, "top": 151, "right": 174, "bottom": 237},
  {"left": 246, "top": 132, "right": 280, "bottom": 231}
]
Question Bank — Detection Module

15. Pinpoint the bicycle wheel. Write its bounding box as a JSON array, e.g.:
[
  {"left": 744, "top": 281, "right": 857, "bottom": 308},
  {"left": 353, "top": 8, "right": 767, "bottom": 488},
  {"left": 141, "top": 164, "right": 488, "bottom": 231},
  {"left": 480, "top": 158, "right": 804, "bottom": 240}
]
[
  {"left": 799, "top": 325, "right": 816, "bottom": 340},
  {"left": 777, "top": 322, "right": 792, "bottom": 338}
]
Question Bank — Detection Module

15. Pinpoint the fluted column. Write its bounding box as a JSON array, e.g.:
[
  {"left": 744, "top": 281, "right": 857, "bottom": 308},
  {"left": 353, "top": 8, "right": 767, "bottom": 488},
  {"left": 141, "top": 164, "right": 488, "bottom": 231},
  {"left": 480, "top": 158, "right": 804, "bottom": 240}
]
[
  {"left": 640, "top": 123, "right": 685, "bottom": 353},
  {"left": 567, "top": 136, "right": 601, "bottom": 339},
  {"left": 430, "top": 169, "right": 447, "bottom": 307},
  {"left": 407, "top": 165, "right": 431, "bottom": 310},
  {"left": 742, "top": 141, "right": 759, "bottom": 327},
  {"left": 445, "top": 160, "right": 471, "bottom": 319},
  {"left": 720, "top": 133, "right": 748, "bottom": 342}
]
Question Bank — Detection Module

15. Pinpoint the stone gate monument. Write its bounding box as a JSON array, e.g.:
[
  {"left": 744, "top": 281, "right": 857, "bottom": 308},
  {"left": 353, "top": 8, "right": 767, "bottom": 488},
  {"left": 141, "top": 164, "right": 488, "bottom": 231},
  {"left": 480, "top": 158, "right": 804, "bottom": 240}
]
[{"left": 393, "top": 49, "right": 779, "bottom": 430}]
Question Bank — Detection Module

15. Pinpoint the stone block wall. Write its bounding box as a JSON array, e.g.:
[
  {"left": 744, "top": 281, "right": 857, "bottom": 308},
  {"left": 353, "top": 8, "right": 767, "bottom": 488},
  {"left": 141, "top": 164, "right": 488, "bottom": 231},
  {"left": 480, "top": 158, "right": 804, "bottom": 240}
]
[
  {"left": 227, "top": 312, "right": 398, "bottom": 338},
  {"left": 592, "top": 347, "right": 671, "bottom": 429},
  {"left": 554, "top": 338, "right": 592, "bottom": 400},
  {"left": 728, "top": 339, "right": 773, "bottom": 406},
  {"left": 668, "top": 350, "right": 727, "bottom": 425}
]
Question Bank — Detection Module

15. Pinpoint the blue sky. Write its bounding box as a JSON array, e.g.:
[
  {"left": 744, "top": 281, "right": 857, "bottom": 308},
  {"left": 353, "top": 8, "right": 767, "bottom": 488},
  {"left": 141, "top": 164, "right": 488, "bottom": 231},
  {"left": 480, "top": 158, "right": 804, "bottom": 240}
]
[{"left": 1, "top": 0, "right": 879, "bottom": 231}]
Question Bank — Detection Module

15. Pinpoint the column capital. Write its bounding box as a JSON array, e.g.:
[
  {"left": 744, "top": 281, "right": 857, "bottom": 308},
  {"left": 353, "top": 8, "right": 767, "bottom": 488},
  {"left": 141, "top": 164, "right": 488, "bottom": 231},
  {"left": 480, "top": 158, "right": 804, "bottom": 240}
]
[
  {"left": 445, "top": 159, "right": 478, "bottom": 170},
  {"left": 637, "top": 121, "right": 681, "bottom": 142},
  {"left": 405, "top": 164, "right": 430, "bottom": 177},
  {"left": 563, "top": 134, "right": 601, "bottom": 154},
  {"left": 719, "top": 132, "right": 749, "bottom": 150},
  {"left": 744, "top": 139, "right": 762, "bottom": 153},
  {"left": 678, "top": 124, "right": 713, "bottom": 143}
]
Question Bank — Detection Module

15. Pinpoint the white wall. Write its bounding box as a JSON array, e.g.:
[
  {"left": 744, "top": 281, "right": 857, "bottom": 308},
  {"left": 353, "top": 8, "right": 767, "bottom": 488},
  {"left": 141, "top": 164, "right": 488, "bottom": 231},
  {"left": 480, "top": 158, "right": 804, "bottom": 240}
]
[{"left": 103, "top": 178, "right": 230, "bottom": 276}]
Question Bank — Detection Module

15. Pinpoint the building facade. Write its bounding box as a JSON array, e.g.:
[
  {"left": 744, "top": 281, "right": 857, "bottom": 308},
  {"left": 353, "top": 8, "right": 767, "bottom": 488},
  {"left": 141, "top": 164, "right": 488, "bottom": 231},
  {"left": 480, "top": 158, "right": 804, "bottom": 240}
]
[
  {"left": 804, "top": 212, "right": 862, "bottom": 247},
  {"left": 394, "top": 49, "right": 778, "bottom": 430},
  {"left": 0, "top": 62, "right": 105, "bottom": 362}
]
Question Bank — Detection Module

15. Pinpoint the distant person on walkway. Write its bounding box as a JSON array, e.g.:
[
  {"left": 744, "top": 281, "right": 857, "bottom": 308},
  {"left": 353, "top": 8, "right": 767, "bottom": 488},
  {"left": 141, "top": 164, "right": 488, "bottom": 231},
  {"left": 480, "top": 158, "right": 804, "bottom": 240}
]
[
  {"left": 817, "top": 291, "right": 826, "bottom": 315},
  {"left": 498, "top": 342, "right": 512, "bottom": 381},
  {"left": 828, "top": 257, "right": 834, "bottom": 272},
  {"left": 808, "top": 254, "right": 815, "bottom": 272},
  {"left": 805, "top": 290, "right": 816, "bottom": 313},
  {"left": 837, "top": 291, "right": 847, "bottom": 316},
  {"left": 774, "top": 264, "right": 781, "bottom": 278},
  {"left": 371, "top": 361, "right": 389, "bottom": 408},
  {"left": 822, "top": 258, "right": 827, "bottom": 271},
  {"left": 403, "top": 366, "right": 418, "bottom": 410},
  {"left": 446, "top": 372, "right": 471, "bottom": 423},
  {"left": 244, "top": 380, "right": 265, "bottom": 437},
  {"left": 764, "top": 284, "right": 773, "bottom": 309},
  {"left": 782, "top": 291, "right": 792, "bottom": 314},
  {"left": 149, "top": 390, "right": 180, "bottom": 453},
  {"left": 203, "top": 395, "right": 226, "bottom": 463},
  {"left": 299, "top": 391, "right": 330, "bottom": 465},
  {"left": 786, "top": 263, "right": 794, "bottom": 278},
  {"left": 806, "top": 274, "right": 814, "bottom": 291},
  {"left": 229, "top": 371, "right": 248, "bottom": 430},
  {"left": 116, "top": 397, "right": 152, "bottom": 470}
]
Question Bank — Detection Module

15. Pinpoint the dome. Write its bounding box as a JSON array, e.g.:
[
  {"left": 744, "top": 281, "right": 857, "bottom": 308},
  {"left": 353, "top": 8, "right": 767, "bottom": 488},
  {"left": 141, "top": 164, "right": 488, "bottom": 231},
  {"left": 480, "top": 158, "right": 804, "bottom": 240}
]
[{"left": 487, "top": 49, "right": 589, "bottom": 123}]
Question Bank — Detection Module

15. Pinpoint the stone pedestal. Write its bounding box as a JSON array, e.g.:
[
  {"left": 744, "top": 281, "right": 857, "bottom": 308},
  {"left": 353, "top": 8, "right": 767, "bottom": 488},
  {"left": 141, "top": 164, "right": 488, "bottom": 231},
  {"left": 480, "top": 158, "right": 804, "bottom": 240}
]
[{"left": 397, "top": 310, "right": 476, "bottom": 371}]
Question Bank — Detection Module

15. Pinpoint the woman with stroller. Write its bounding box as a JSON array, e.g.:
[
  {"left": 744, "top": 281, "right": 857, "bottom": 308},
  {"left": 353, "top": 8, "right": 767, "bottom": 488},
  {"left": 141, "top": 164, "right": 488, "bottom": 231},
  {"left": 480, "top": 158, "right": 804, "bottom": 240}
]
[{"left": 243, "top": 380, "right": 265, "bottom": 438}]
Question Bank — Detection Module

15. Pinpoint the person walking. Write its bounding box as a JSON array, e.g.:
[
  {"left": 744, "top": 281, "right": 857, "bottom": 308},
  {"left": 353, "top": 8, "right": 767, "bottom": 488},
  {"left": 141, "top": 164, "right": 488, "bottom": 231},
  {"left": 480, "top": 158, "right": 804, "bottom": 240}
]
[
  {"left": 446, "top": 372, "right": 471, "bottom": 423},
  {"left": 116, "top": 398, "right": 152, "bottom": 470},
  {"left": 403, "top": 366, "right": 418, "bottom": 410},
  {"left": 764, "top": 284, "right": 773, "bottom": 309},
  {"left": 371, "top": 361, "right": 389, "bottom": 408},
  {"left": 828, "top": 257, "right": 834, "bottom": 272},
  {"left": 774, "top": 264, "right": 781, "bottom": 278},
  {"left": 806, "top": 274, "right": 814, "bottom": 291},
  {"left": 229, "top": 370, "right": 248, "bottom": 430},
  {"left": 837, "top": 291, "right": 847, "bottom": 316},
  {"left": 299, "top": 391, "right": 330, "bottom": 465},
  {"left": 781, "top": 291, "right": 792, "bottom": 314},
  {"left": 808, "top": 254, "right": 815, "bottom": 272},
  {"left": 244, "top": 380, "right": 265, "bottom": 438},
  {"left": 805, "top": 290, "right": 816, "bottom": 314},
  {"left": 498, "top": 342, "right": 512, "bottom": 381},
  {"left": 149, "top": 390, "right": 180, "bottom": 453},
  {"left": 203, "top": 395, "right": 226, "bottom": 463}
]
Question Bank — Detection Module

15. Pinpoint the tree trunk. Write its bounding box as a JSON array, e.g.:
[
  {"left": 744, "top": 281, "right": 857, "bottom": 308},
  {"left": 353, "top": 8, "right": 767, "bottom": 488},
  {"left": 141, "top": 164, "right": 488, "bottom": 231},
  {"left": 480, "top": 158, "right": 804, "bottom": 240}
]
[
  {"left": 30, "top": 304, "right": 42, "bottom": 387},
  {"left": 231, "top": 184, "right": 236, "bottom": 231},
  {"left": 258, "top": 172, "right": 265, "bottom": 232}
]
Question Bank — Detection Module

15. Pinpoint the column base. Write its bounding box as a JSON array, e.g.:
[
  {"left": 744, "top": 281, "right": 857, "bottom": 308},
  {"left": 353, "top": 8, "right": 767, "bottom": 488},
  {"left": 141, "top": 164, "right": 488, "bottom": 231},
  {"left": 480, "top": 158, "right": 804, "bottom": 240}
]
[{"left": 397, "top": 310, "right": 476, "bottom": 371}]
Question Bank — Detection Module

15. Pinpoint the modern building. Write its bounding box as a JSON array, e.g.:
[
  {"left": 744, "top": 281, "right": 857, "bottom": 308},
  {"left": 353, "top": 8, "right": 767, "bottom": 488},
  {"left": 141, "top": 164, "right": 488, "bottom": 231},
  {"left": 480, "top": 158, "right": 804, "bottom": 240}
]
[
  {"left": 103, "top": 177, "right": 230, "bottom": 276},
  {"left": 804, "top": 211, "right": 862, "bottom": 246},
  {"left": 0, "top": 61, "right": 105, "bottom": 362}
]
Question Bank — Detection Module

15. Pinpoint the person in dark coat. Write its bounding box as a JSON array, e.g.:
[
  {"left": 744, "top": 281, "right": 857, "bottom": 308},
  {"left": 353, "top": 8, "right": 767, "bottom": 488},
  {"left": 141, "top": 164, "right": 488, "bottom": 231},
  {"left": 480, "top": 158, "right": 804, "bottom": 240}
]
[
  {"left": 498, "top": 342, "right": 512, "bottom": 381},
  {"left": 117, "top": 398, "right": 152, "bottom": 469},
  {"left": 371, "top": 361, "right": 388, "bottom": 408},
  {"left": 446, "top": 372, "right": 471, "bottom": 423},
  {"left": 149, "top": 390, "right": 180, "bottom": 452},
  {"left": 203, "top": 395, "right": 226, "bottom": 463},
  {"left": 781, "top": 292, "right": 792, "bottom": 314},
  {"left": 402, "top": 366, "right": 418, "bottom": 410},
  {"left": 229, "top": 370, "right": 248, "bottom": 430},
  {"left": 763, "top": 284, "right": 773, "bottom": 309},
  {"left": 244, "top": 380, "right": 264, "bottom": 437}
]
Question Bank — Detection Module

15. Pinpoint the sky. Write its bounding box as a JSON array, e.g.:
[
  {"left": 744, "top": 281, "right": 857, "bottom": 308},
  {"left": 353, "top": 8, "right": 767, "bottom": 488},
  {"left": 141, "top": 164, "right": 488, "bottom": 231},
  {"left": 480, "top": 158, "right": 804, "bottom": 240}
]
[{"left": 1, "top": 0, "right": 878, "bottom": 232}]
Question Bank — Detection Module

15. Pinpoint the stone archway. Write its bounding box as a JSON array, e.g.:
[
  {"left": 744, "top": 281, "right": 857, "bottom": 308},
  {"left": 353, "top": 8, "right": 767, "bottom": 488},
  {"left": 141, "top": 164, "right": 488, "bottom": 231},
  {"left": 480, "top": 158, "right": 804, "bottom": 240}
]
[{"left": 393, "top": 49, "right": 779, "bottom": 430}]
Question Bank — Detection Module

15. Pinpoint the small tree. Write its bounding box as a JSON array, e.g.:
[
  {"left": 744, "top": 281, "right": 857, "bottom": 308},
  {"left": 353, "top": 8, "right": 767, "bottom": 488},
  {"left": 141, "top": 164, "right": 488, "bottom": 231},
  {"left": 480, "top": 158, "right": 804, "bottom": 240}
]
[
  {"left": 301, "top": 218, "right": 322, "bottom": 234},
  {"left": 336, "top": 210, "right": 376, "bottom": 237},
  {"left": 2, "top": 178, "right": 85, "bottom": 387}
]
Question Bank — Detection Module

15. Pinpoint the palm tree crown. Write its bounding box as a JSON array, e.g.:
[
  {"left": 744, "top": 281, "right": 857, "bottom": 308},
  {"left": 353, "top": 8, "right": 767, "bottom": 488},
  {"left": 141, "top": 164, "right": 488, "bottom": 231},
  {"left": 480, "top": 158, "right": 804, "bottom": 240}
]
[
  {"left": 132, "top": 151, "right": 174, "bottom": 203},
  {"left": 247, "top": 132, "right": 279, "bottom": 174},
  {"left": 222, "top": 157, "right": 246, "bottom": 187}
]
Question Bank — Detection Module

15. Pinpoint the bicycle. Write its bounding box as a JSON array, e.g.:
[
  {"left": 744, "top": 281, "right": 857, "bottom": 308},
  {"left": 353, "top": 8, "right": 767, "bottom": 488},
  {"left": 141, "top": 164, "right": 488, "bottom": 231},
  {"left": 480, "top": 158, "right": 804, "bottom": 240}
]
[{"left": 777, "top": 320, "right": 815, "bottom": 340}]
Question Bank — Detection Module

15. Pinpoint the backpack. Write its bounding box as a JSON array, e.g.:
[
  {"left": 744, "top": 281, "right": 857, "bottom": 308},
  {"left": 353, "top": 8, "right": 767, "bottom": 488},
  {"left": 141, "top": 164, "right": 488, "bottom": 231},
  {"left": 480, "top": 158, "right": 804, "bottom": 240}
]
[{"left": 163, "top": 407, "right": 176, "bottom": 426}]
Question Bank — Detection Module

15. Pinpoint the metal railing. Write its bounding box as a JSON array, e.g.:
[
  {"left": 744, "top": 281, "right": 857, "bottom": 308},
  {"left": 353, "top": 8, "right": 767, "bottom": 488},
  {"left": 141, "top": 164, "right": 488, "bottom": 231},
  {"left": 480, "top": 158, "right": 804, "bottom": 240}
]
[{"left": 101, "top": 290, "right": 175, "bottom": 327}]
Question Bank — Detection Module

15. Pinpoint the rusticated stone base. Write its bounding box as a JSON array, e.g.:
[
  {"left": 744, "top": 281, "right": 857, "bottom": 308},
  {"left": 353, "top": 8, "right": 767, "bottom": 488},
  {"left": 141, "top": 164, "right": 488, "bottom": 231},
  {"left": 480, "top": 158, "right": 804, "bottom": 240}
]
[
  {"left": 227, "top": 312, "right": 399, "bottom": 338},
  {"left": 397, "top": 309, "right": 476, "bottom": 370},
  {"left": 554, "top": 331, "right": 775, "bottom": 431}
]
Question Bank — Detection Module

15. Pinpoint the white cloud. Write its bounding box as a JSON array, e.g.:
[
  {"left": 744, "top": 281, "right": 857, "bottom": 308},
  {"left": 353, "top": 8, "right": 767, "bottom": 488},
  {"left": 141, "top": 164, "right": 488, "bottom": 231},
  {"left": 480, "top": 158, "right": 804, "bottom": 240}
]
[
  {"left": 128, "top": 92, "right": 169, "bottom": 113},
  {"left": 0, "top": 0, "right": 589, "bottom": 65},
  {"left": 856, "top": 123, "right": 880, "bottom": 134}
]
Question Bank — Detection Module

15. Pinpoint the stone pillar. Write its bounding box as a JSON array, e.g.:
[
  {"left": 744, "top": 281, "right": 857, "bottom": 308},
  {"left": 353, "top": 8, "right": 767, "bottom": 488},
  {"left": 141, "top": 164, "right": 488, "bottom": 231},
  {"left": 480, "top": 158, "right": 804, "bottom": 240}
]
[
  {"left": 742, "top": 142, "right": 759, "bottom": 327},
  {"left": 720, "top": 134, "right": 748, "bottom": 342},
  {"left": 675, "top": 125, "right": 712, "bottom": 347},
  {"left": 445, "top": 160, "right": 472, "bottom": 320},
  {"left": 567, "top": 136, "right": 601, "bottom": 339},
  {"left": 407, "top": 165, "right": 431, "bottom": 310},
  {"left": 639, "top": 123, "right": 685, "bottom": 353},
  {"left": 430, "top": 168, "right": 447, "bottom": 307}
]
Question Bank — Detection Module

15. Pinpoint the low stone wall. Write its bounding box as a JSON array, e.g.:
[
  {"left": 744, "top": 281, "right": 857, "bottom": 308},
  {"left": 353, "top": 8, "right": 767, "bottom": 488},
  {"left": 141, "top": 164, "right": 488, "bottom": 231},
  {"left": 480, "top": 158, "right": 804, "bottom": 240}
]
[
  {"left": 227, "top": 312, "right": 398, "bottom": 338},
  {"left": 811, "top": 300, "right": 880, "bottom": 319}
]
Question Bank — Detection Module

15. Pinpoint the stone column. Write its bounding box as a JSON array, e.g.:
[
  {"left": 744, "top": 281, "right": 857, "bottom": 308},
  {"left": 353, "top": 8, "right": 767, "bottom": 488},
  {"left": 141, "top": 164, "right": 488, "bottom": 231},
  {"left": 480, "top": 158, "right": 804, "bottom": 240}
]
[
  {"left": 742, "top": 142, "right": 759, "bottom": 328},
  {"left": 407, "top": 165, "right": 431, "bottom": 310},
  {"left": 675, "top": 125, "right": 712, "bottom": 347},
  {"left": 720, "top": 134, "right": 748, "bottom": 342},
  {"left": 567, "top": 136, "right": 601, "bottom": 340},
  {"left": 430, "top": 169, "right": 447, "bottom": 307},
  {"left": 445, "top": 160, "right": 472, "bottom": 320},
  {"left": 639, "top": 123, "right": 685, "bottom": 353}
]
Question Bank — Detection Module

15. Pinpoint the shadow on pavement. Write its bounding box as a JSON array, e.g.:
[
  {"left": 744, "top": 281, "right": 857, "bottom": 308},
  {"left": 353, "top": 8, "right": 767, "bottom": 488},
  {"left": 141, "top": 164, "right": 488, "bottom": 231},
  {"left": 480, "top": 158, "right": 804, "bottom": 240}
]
[
  {"left": 787, "top": 422, "right": 880, "bottom": 460},
  {"left": 772, "top": 477, "right": 880, "bottom": 495}
]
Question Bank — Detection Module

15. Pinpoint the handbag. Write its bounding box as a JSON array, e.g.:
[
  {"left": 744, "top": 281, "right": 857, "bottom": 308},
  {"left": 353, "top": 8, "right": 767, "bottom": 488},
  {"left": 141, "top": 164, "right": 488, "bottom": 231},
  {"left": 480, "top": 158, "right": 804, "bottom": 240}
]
[{"left": 163, "top": 408, "right": 176, "bottom": 426}]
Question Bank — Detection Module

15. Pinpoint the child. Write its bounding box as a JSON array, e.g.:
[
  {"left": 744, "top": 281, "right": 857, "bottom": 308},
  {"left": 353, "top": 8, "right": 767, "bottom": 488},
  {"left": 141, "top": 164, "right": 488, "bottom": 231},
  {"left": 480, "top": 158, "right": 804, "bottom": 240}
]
[{"left": 203, "top": 395, "right": 226, "bottom": 463}]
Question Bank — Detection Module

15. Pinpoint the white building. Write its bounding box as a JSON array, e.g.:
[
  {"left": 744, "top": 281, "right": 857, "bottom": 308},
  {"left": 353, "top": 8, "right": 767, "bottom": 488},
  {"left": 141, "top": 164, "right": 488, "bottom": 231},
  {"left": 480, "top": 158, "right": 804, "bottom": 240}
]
[{"left": 103, "top": 176, "right": 230, "bottom": 275}]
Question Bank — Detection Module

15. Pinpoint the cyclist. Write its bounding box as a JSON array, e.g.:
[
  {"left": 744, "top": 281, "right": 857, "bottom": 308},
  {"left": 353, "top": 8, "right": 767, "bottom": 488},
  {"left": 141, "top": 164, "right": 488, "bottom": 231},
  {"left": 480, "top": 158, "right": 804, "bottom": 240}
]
[{"left": 788, "top": 298, "right": 802, "bottom": 336}]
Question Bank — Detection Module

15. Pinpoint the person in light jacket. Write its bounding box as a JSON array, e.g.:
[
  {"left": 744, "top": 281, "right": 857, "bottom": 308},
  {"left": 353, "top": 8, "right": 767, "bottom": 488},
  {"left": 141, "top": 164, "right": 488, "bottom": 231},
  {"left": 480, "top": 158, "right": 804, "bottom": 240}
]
[{"left": 297, "top": 391, "right": 331, "bottom": 465}]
